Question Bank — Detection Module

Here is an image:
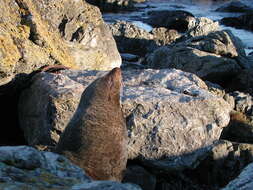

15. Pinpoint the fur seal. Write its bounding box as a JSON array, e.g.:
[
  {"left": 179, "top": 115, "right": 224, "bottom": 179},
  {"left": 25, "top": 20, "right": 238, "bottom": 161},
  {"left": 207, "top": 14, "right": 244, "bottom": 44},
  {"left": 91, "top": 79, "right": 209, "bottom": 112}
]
[{"left": 55, "top": 67, "right": 128, "bottom": 182}]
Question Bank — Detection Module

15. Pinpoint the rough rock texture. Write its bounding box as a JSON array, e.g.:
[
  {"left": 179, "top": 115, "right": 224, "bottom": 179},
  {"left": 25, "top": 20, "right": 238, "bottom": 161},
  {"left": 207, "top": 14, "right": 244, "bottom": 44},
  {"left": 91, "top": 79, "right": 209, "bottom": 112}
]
[
  {"left": 29, "top": 0, "right": 122, "bottom": 70},
  {"left": 0, "top": 146, "right": 91, "bottom": 189},
  {"left": 19, "top": 69, "right": 231, "bottom": 171},
  {"left": 144, "top": 10, "right": 195, "bottom": 32},
  {"left": 222, "top": 162, "right": 253, "bottom": 190},
  {"left": 151, "top": 28, "right": 181, "bottom": 46},
  {"left": 230, "top": 91, "right": 253, "bottom": 115},
  {"left": 109, "top": 21, "right": 180, "bottom": 56},
  {"left": 0, "top": 146, "right": 141, "bottom": 190},
  {"left": 123, "top": 165, "right": 156, "bottom": 190},
  {"left": 205, "top": 81, "right": 226, "bottom": 98},
  {"left": 121, "top": 69, "right": 231, "bottom": 167},
  {"left": 186, "top": 17, "right": 220, "bottom": 38},
  {"left": 147, "top": 30, "right": 248, "bottom": 84},
  {"left": 0, "top": 0, "right": 121, "bottom": 85},
  {"left": 215, "top": 1, "right": 253, "bottom": 13},
  {"left": 109, "top": 21, "right": 155, "bottom": 55},
  {"left": 0, "top": 0, "right": 73, "bottom": 85},
  {"left": 221, "top": 13, "right": 253, "bottom": 32},
  {"left": 221, "top": 91, "right": 253, "bottom": 144},
  {"left": 18, "top": 73, "right": 85, "bottom": 146}
]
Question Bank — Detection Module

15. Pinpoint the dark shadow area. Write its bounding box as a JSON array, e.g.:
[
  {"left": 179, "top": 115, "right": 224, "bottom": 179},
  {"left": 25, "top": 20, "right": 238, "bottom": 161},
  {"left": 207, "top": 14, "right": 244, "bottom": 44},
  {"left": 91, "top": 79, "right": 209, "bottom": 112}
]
[
  {"left": 0, "top": 74, "right": 29, "bottom": 146},
  {"left": 124, "top": 140, "right": 253, "bottom": 190},
  {"left": 201, "top": 67, "right": 241, "bottom": 88},
  {"left": 114, "top": 35, "right": 159, "bottom": 57},
  {"left": 58, "top": 17, "right": 68, "bottom": 37},
  {"left": 0, "top": 65, "right": 68, "bottom": 146},
  {"left": 221, "top": 112, "right": 253, "bottom": 144},
  {"left": 86, "top": 0, "right": 138, "bottom": 13},
  {"left": 142, "top": 10, "right": 194, "bottom": 33},
  {"left": 225, "top": 68, "right": 253, "bottom": 95},
  {"left": 220, "top": 13, "right": 253, "bottom": 32},
  {"left": 184, "top": 144, "right": 253, "bottom": 190}
]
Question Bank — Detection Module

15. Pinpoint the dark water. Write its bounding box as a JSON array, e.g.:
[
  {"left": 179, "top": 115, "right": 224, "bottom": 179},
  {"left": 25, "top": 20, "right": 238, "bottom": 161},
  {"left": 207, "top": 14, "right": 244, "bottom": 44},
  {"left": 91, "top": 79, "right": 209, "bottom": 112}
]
[{"left": 103, "top": 0, "right": 253, "bottom": 55}]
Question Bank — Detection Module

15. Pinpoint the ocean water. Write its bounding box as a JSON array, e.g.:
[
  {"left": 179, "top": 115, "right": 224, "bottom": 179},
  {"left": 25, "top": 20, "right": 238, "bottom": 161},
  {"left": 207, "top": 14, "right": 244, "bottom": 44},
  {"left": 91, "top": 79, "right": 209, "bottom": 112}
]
[{"left": 103, "top": 0, "right": 253, "bottom": 55}]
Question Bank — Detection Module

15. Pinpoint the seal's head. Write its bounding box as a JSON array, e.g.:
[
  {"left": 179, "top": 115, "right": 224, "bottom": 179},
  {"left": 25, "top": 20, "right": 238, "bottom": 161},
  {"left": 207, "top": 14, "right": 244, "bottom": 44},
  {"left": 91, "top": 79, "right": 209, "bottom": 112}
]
[
  {"left": 103, "top": 67, "right": 122, "bottom": 102},
  {"left": 83, "top": 67, "right": 122, "bottom": 106}
]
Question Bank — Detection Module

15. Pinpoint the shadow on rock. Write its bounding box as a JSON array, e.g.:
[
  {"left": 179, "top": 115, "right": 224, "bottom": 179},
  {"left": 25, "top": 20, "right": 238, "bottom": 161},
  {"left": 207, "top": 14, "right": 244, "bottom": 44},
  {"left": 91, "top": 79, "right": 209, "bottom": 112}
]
[
  {"left": 0, "top": 74, "right": 30, "bottom": 146},
  {"left": 114, "top": 35, "right": 158, "bottom": 56},
  {"left": 221, "top": 111, "right": 253, "bottom": 144},
  {"left": 125, "top": 140, "right": 253, "bottom": 190}
]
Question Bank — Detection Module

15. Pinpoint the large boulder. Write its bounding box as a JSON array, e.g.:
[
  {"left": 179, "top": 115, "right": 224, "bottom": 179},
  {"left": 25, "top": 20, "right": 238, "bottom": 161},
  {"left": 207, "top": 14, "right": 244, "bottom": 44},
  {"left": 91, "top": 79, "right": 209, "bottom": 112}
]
[
  {"left": 37, "top": 0, "right": 121, "bottom": 70},
  {"left": 151, "top": 28, "right": 181, "bottom": 46},
  {"left": 0, "top": 146, "right": 141, "bottom": 190},
  {"left": 0, "top": 0, "right": 72, "bottom": 85},
  {"left": 19, "top": 68, "right": 231, "bottom": 171},
  {"left": 18, "top": 73, "right": 85, "bottom": 146},
  {"left": 147, "top": 30, "right": 249, "bottom": 84},
  {"left": 0, "top": 146, "right": 90, "bottom": 189},
  {"left": 186, "top": 17, "right": 220, "bottom": 38},
  {"left": 0, "top": 0, "right": 121, "bottom": 85}
]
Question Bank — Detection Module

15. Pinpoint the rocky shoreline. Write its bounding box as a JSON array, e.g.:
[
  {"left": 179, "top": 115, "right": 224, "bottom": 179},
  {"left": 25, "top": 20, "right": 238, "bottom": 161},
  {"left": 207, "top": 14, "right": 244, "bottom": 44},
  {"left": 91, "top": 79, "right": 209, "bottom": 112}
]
[{"left": 1, "top": 0, "right": 253, "bottom": 190}]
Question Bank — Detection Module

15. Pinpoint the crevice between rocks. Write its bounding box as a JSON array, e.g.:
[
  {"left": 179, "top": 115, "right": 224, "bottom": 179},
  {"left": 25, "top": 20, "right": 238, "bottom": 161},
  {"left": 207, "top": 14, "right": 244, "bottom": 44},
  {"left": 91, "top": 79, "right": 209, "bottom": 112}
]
[{"left": 58, "top": 17, "right": 68, "bottom": 37}]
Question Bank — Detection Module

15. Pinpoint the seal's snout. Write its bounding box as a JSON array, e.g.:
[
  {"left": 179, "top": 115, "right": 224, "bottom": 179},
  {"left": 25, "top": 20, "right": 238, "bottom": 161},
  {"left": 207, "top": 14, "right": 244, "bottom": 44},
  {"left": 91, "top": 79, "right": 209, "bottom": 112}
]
[{"left": 107, "top": 67, "right": 122, "bottom": 80}]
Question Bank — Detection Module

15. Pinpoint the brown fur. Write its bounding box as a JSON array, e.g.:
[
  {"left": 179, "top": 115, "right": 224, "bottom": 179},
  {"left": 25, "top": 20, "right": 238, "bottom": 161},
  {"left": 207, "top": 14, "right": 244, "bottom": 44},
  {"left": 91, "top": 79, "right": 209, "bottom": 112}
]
[{"left": 55, "top": 68, "right": 128, "bottom": 181}]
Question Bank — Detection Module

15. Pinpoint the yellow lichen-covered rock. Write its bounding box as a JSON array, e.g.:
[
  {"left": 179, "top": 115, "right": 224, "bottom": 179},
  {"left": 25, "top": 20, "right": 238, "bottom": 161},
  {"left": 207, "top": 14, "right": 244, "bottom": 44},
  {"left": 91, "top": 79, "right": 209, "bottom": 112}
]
[
  {"left": 0, "top": 31, "right": 22, "bottom": 71},
  {"left": 0, "top": 0, "right": 121, "bottom": 85},
  {"left": 33, "top": 0, "right": 121, "bottom": 70},
  {"left": 0, "top": 0, "right": 73, "bottom": 84}
]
